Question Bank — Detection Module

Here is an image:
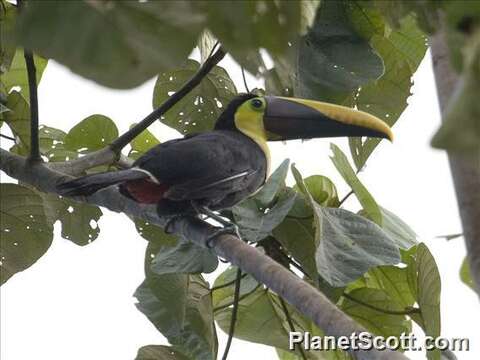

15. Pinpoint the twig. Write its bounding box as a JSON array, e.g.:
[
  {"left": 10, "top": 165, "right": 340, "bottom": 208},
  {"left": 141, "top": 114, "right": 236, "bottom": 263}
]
[
  {"left": 110, "top": 46, "right": 226, "bottom": 152},
  {"left": 338, "top": 190, "right": 354, "bottom": 207},
  {"left": 211, "top": 272, "right": 248, "bottom": 291},
  {"left": 0, "top": 133, "right": 15, "bottom": 141},
  {"left": 221, "top": 268, "right": 242, "bottom": 360},
  {"left": 279, "top": 296, "right": 307, "bottom": 360},
  {"left": 23, "top": 49, "right": 41, "bottom": 162},
  {"left": 342, "top": 292, "right": 420, "bottom": 316},
  {"left": 241, "top": 67, "right": 250, "bottom": 93}
]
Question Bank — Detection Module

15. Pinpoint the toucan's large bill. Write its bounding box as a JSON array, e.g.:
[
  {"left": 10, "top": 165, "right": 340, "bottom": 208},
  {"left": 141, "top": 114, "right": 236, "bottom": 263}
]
[{"left": 263, "top": 96, "right": 393, "bottom": 141}]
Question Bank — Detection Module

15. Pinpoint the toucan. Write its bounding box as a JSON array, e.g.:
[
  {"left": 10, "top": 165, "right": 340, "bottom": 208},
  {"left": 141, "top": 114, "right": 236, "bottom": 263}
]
[{"left": 58, "top": 94, "right": 392, "bottom": 219}]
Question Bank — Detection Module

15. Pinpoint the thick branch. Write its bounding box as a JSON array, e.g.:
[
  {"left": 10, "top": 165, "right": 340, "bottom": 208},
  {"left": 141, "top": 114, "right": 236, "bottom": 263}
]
[
  {"left": 109, "top": 46, "right": 226, "bottom": 152},
  {"left": 0, "top": 148, "right": 408, "bottom": 360},
  {"left": 23, "top": 49, "right": 41, "bottom": 162},
  {"left": 430, "top": 28, "right": 480, "bottom": 296}
]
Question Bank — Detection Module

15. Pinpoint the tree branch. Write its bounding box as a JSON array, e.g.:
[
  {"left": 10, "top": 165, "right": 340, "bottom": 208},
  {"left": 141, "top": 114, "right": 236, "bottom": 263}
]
[
  {"left": 430, "top": 25, "right": 480, "bottom": 297},
  {"left": 109, "top": 46, "right": 226, "bottom": 152},
  {"left": 0, "top": 148, "right": 408, "bottom": 360},
  {"left": 23, "top": 49, "right": 41, "bottom": 162}
]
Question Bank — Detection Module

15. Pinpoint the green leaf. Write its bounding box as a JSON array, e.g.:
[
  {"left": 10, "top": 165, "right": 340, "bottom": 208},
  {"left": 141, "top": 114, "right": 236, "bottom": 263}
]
[
  {"left": 360, "top": 207, "right": 418, "bottom": 249},
  {"left": 41, "top": 193, "right": 102, "bottom": 246},
  {"left": 349, "top": 14, "right": 427, "bottom": 170},
  {"left": 198, "top": 0, "right": 302, "bottom": 74},
  {"left": 135, "top": 345, "right": 190, "bottom": 360},
  {"left": 150, "top": 240, "right": 218, "bottom": 275},
  {"left": 152, "top": 59, "right": 237, "bottom": 135},
  {"left": 341, "top": 288, "right": 411, "bottom": 338},
  {"left": 64, "top": 114, "right": 118, "bottom": 153},
  {"left": 365, "top": 265, "right": 416, "bottom": 309},
  {"left": 18, "top": 1, "right": 204, "bottom": 88},
  {"left": 255, "top": 159, "right": 290, "bottom": 207},
  {"left": 0, "top": 184, "right": 53, "bottom": 285},
  {"left": 0, "top": 49, "right": 48, "bottom": 101},
  {"left": 3, "top": 90, "right": 30, "bottom": 148},
  {"left": 296, "top": 0, "right": 384, "bottom": 103},
  {"left": 292, "top": 165, "right": 400, "bottom": 287},
  {"left": 294, "top": 175, "right": 340, "bottom": 207},
  {"left": 233, "top": 188, "right": 297, "bottom": 243},
  {"left": 0, "top": 0, "right": 17, "bottom": 76},
  {"left": 212, "top": 266, "right": 260, "bottom": 309},
  {"left": 415, "top": 244, "right": 442, "bottom": 360},
  {"left": 459, "top": 257, "right": 475, "bottom": 292},
  {"left": 129, "top": 124, "right": 160, "bottom": 159},
  {"left": 330, "top": 143, "right": 382, "bottom": 225},
  {"left": 135, "top": 274, "right": 217, "bottom": 360}
]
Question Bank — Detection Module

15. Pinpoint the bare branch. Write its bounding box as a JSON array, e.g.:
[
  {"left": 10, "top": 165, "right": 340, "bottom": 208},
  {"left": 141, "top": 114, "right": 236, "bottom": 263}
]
[
  {"left": 430, "top": 25, "right": 480, "bottom": 297},
  {"left": 0, "top": 148, "right": 408, "bottom": 360}
]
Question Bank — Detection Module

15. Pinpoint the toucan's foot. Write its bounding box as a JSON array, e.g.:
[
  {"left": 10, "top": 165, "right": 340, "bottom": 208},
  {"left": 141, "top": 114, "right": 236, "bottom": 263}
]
[
  {"left": 206, "top": 223, "right": 241, "bottom": 248},
  {"left": 164, "top": 215, "right": 183, "bottom": 234}
]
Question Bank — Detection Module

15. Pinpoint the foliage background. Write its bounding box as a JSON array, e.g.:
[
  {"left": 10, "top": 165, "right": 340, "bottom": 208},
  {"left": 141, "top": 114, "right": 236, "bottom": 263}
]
[{"left": 0, "top": 49, "right": 476, "bottom": 359}]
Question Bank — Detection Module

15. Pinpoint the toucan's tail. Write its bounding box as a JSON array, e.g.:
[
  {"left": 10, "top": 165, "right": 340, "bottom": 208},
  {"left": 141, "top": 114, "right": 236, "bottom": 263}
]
[{"left": 57, "top": 169, "right": 149, "bottom": 197}]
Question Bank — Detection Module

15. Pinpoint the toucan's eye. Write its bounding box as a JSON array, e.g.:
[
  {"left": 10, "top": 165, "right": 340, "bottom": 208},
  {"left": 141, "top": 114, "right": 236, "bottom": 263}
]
[{"left": 250, "top": 98, "right": 264, "bottom": 111}]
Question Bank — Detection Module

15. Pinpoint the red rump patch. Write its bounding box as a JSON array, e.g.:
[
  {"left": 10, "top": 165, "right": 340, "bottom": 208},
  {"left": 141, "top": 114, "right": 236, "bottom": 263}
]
[{"left": 124, "top": 179, "right": 169, "bottom": 204}]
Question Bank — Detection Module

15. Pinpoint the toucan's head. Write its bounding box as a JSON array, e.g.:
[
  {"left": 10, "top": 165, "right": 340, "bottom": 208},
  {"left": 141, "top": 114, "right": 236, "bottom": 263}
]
[{"left": 215, "top": 93, "right": 393, "bottom": 142}]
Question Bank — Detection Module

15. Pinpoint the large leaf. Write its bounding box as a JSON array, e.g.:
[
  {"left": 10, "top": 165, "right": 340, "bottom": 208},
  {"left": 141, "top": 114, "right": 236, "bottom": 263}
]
[
  {"left": 341, "top": 288, "right": 411, "bottom": 338},
  {"left": 293, "top": 175, "right": 340, "bottom": 207},
  {"left": 233, "top": 188, "right": 297, "bottom": 243},
  {"left": 255, "top": 159, "right": 290, "bottom": 208},
  {"left": 0, "top": 49, "right": 48, "bottom": 101},
  {"left": 41, "top": 193, "right": 102, "bottom": 246},
  {"left": 212, "top": 266, "right": 260, "bottom": 309},
  {"left": 64, "top": 114, "right": 118, "bottom": 153},
  {"left": 3, "top": 90, "right": 30, "bottom": 148},
  {"left": 296, "top": 0, "right": 384, "bottom": 103},
  {"left": 349, "top": 14, "right": 427, "bottom": 170},
  {"left": 129, "top": 124, "right": 160, "bottom": 159},
  {"left": 0, "top": 184, "right": 53, "bottom": 285},
  {"left": 197, "top": 0, "right": 302, "bottom": 74},
  {"left": 330, "top": 143, "right": 382, "bottom": 225},
  {"left": 18, "top": 0, "right": 204, "bottom": 88},
  {"left": 135, "top": 345, "right": 190, "bottom": 360},
  {"left": 415, "top": 244, "right": 441, "bottom": 360},
  {"left": 0, "top": 0, "right": 17, "bottom": 78},
  {"left": 135, "top": 274, "right": 217, "bottom": 360},
  {"left": 152, "top": 59, "right": 237, "bottom": 135},
  {"left": 292, "top": 165, "right": 400, "bottom": 286},
  {"left": 150, "top": 240, "right": 218, "bottom": 275}
]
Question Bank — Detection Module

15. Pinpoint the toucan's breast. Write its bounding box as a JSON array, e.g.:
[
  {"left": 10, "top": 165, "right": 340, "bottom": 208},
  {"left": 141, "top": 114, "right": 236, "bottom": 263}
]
[{"left": 122, "top": 179, "right": 169, "bottom": 204}]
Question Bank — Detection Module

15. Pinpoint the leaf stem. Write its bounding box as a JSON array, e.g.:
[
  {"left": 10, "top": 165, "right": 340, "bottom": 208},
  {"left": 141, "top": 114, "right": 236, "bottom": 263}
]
[
  {"left": 109, "top": 46, "right": 226, "bottom": 152},
  {"left": 0, "top": 133, "right": 15, "bottom": 141},
  {"left": 338, "top": 190, "right": 354, "bottom": 207},
  {"left": 221, "top": 268, "right": 242, "bottom": 360},
  {"left": 211, "top": 272, "right": 248, "bottom": 291},
  {"left": 23, "top": 49, "right": 41, "bottom": 162},
  {"left": 213, "top": 284, "right": 261, "bottom": 312},
  {"left": 342, "top": 292, "right": 420, "bottom": 315},
  {"left": 279, "top": 296, "right": 307, "bottom": 360}
]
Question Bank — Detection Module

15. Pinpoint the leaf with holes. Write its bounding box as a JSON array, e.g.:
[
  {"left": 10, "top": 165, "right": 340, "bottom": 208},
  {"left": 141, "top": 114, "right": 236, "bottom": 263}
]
[
  {"left": 135, "top": 274, "right": 217, "bottom": 360},
  {"left": 64, "top": 114, "right": 118, "bottom": 153},
  {"left": 349, "top": 14, "right": 427, "bottom": 170},
  {"left": 129, "top": 124, "right": 160, "bottom": 159},
  {"left": 0, "top": 49, "right": 48, "bottom": 101},
  {"left": 153, "top": 59, "right": 237, "bottom": 135},
  {"left": 17, "top": 0, "right": 204, "bottom": 88},
  {"left": 41, "top": 193, "right": 102, "bottom": 246},
  {"left": 330, "top": 143, "right": 382, "bottom": 225},
  {"left": 0, "top": 184, "right": 53, "bottom": 285}
]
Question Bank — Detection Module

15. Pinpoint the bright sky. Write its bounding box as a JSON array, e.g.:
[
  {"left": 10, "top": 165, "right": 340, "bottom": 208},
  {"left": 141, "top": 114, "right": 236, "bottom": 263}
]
[{"left": 1, "top": 51, "right": 478, "bottom": 360}]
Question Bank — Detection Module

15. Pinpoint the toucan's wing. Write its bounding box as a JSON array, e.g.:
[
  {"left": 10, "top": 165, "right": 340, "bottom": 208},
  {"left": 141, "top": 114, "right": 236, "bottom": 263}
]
[{"left": 133, "top": 131, "right": 265, "bottom": 203}]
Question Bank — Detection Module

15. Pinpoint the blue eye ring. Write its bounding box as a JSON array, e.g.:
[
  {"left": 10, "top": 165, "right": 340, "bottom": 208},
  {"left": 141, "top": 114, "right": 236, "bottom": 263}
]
[{"left": 250, "top": 98, "right": 264, "bottom": 111}]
